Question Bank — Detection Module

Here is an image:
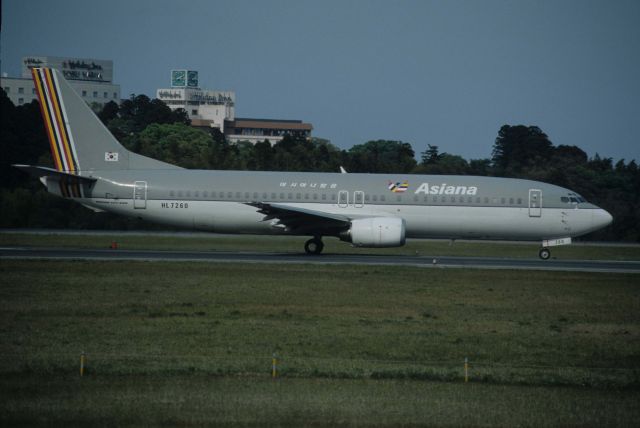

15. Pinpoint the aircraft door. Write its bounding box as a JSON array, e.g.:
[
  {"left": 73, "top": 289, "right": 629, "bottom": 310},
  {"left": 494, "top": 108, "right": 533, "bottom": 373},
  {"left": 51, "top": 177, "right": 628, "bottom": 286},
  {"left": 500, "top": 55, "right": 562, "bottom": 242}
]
[
  {"left": 528, "top": 189, "right": 541, "bottom": 217},
  {"left": 354, "top": 191, "right": 364, "bottom": 208},
  {"left": 134, "top": 181, "right": 147, "bottom": 209},
  {"left": 338, "top": 190, "right": 349, "bottom": 208}
]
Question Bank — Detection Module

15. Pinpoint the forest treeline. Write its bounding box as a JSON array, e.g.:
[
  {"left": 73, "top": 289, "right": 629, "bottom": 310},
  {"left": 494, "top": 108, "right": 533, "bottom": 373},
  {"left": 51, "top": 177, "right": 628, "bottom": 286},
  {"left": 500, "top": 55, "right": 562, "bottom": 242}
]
[{"left": 1, "top": 90, "right": 638, "bottom": 241}]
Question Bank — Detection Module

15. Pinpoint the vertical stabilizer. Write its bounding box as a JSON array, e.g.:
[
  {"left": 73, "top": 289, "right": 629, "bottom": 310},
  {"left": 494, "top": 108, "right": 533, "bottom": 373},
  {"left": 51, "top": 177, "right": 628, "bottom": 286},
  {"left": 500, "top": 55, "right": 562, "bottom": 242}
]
[{"left": 31, "top": 68, "right": 180, "bottom": 173}]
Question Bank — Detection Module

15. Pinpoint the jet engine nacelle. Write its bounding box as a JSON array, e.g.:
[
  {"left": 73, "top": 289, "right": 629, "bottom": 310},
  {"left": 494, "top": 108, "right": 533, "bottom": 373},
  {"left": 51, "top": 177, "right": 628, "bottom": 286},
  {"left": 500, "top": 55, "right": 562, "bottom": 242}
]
[{"left": 345, "top": 217, "right": 406, "bottom": 248}]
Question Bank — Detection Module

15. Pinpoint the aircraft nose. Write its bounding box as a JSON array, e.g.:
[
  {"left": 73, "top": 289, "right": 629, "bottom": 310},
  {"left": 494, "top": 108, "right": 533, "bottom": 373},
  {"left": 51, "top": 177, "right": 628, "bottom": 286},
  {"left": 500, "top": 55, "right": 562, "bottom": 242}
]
[{"left": 592, "top": 208, "right": 613, "bottom": 230}]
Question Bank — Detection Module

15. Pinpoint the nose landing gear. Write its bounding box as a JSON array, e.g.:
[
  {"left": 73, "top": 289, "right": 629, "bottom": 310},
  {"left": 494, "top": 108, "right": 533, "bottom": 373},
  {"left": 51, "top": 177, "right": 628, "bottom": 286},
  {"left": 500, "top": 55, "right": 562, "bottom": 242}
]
[
  {"left": 538, "top": 247, "right": 551, "bottom": 260},
  {"left": 304, "top": 237, "right": 324, "bottom": 255}
]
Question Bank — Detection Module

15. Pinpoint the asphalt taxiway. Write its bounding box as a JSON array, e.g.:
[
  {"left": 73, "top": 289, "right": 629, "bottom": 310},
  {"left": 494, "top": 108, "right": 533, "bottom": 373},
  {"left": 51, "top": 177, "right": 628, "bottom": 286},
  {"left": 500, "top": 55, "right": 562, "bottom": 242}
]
[{"left": 1, "top": 246, "right": 639, "bottom": 273}]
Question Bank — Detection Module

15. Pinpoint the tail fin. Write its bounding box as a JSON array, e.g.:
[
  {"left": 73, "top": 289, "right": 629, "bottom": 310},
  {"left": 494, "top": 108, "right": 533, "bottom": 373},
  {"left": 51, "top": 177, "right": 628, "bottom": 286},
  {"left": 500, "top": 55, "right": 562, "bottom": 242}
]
[{"left": 31, "top": 68, "right": 180, "bottom": 173}]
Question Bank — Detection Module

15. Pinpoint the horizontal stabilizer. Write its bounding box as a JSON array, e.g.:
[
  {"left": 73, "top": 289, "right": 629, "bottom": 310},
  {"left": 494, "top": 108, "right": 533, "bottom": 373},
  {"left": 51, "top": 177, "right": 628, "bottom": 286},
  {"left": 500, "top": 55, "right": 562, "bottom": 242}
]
[{"left": 12, "top": 164, "right": 97, "bottom": 183}]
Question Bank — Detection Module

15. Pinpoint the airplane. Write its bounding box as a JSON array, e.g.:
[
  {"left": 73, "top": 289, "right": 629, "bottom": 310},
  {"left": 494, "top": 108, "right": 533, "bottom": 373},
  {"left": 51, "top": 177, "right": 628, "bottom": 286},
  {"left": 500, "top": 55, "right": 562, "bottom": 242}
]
[{"left": 14, "top": 68, "right": 613, "bottom": 260}]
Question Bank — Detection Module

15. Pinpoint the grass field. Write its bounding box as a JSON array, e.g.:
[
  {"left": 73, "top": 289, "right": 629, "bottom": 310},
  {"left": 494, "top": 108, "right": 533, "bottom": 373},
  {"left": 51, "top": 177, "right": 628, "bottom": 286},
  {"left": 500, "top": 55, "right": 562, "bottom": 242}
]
[
  {"left": 2, "top": 231, "right": 640, "bottom": 260},
  {"left": 1, "top": 258, "right": 639, "bottom": 426}
]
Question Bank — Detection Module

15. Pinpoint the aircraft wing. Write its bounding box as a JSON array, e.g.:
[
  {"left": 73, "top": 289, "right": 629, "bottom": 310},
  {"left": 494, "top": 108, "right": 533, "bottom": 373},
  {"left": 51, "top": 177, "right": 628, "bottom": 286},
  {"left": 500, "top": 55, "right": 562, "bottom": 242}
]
[{"left": 247, "top": 202, "right": 351, "bottom": 235}]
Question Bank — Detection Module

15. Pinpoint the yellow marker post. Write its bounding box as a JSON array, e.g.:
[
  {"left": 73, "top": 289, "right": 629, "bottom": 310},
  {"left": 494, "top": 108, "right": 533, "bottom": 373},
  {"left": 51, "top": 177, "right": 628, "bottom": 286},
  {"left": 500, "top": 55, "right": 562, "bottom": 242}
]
[
  {"left": 80, "top": 352, "right": 85, "bottom": 377},
  {"left": 464, "top": 357, "right": 468, "bottom": 383},
  {"left": 272, "top": 353, "right": 277, "bottom": 379}
]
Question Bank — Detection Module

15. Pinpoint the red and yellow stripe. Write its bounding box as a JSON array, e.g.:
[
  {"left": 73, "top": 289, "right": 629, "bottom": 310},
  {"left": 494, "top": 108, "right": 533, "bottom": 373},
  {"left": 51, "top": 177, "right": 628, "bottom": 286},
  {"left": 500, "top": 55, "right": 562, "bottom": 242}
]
[
  {"left": 31, "top": 67, "right": 82, "bottom": 198},
  {"left": 32, "top": 67, "right": 79, "bottom": 173}
]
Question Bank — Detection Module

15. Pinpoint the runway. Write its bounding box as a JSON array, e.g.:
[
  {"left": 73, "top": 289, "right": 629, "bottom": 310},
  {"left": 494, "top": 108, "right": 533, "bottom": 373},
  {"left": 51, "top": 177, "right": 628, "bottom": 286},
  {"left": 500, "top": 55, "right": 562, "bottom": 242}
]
[{"left": 2, "top": 246, "right": 639, "bottom": 273}]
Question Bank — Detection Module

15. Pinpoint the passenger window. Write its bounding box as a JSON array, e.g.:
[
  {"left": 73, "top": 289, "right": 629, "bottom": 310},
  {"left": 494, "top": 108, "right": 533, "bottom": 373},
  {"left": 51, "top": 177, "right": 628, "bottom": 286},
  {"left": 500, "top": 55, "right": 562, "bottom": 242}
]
[
  {"left": 288, "top": 193, "right": 293, "bottom": 199},
  {"left": 501, "top": 197, "right": 506, "bottom": 204},
  {"left": 484, "top": 197, "right": 489, "bottom": 204},
  {"left": 313, "top": 194, "right": 318, "bottom": 200},
  {"left": 178, "top": 190, "right": 183, "bottom": 197},
  {"left": 509, "top": 198, "right": 514, "bottom": 205},
  {"left": 236, "top": 192, "right": 242, "bottom": 199},
  {"left": 253, "top": 192, "right": 259, "bottom": 199},
  {"left": 517, "top": 198, "right": 522, "bottom": 204},
  {"left": 296, "top": 193, "right": 301, "bottom": 199},
  {"left": 304, "top": 194, "right": 309, "bottom": 199},
  {"left": 475, "top": 197, "right": 480, "bottom": 203},
  {"left": 397, "top": 195, "right": 402, "bottom": 202},
  {"left": 372, "top": 195, "right": 377, "bottom": 202},
  {"left": 280, "top": 193, "right": 284, "bottom": 199},
  {"left": 561, "top": 197, "right": 569, "bottom": 203},
  {"left": 186, "top": 191, "right": 191, "bottom": 197},
  {"left": 331, "top": 194, "right": 336, "bottom": 201},
  {"left": 321, "top": 194, "right": 326, "bottom": 200},
  {"left": 228, "top": 192, "right": 233, "bottom": 198},
  {"left": 170, "top": 190, "right": 175, "bottom": 197},
  {"left": 381, "top": 195, "right": 386, "bottom": 202}
]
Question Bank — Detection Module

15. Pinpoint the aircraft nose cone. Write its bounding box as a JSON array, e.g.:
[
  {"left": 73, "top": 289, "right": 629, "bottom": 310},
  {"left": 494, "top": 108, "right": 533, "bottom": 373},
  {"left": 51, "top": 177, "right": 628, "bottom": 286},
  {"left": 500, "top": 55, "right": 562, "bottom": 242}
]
[{"left": 593, "top": 208, "right": 613, "bottom": 230}]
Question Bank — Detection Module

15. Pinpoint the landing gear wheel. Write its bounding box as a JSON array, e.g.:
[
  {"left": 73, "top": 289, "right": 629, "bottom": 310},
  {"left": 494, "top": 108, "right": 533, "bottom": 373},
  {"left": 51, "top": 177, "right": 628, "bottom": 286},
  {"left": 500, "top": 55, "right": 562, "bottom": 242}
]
[
  {"left": 539, "top": 248, "right": 551, "bottom": 260},
  {"left": 304, "top": 238, "right": 324, "bottom": 255}
]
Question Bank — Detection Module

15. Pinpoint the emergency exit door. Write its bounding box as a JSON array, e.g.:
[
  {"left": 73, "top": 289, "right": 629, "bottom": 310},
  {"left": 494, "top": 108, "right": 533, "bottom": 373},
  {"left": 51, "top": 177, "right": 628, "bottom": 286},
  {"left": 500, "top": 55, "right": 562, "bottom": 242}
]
[
  {"left": 134, "top": 181, "right": 147, "bottom": 209},
  {"left": 528, "top": 189, "right": 541, "bottom": 217}
]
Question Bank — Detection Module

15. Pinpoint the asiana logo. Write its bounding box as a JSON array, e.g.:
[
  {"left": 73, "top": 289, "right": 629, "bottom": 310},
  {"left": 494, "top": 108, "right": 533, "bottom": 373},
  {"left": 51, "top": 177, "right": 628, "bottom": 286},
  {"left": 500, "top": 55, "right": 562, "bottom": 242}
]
[{"left": 388, "top": 180, "right": 409, "bottom": 193}]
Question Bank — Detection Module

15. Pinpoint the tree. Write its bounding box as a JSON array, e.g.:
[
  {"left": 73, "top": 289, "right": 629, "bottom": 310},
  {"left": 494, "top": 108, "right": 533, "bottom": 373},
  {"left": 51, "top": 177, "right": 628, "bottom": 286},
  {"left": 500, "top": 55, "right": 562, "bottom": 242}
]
[
  {"left": 101, "top": 95, "right": 191, "bottom": 142},
  {"left": 125, "top": 123, "right": 213, "bottom": 169},
  {"left": 420, "top": 144, "right": 441, "bottom": 165},
  {"left": 347, "top": 140, "right": 416, "bottom": 173},
  {"left": 491, "top": 125, "right": 554, "bottom": 176}
]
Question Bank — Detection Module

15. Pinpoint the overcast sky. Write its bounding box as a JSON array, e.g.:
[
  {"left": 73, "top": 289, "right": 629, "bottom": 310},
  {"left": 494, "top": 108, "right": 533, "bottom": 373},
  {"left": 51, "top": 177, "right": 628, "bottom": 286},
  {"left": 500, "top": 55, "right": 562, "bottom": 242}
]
[{"left": 2, "top": 0, "right": 639, "bottom": 162}]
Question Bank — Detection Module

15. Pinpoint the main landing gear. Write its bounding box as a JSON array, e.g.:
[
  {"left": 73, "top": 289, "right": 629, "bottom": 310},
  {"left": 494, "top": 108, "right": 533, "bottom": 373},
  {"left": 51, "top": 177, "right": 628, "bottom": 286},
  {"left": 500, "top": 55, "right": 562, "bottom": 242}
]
[
  {"left": 538, "top": 247, "right": 551, "bottom": 260},
  {"left": 304, "top": 237, "right": 324, "bottom": 255}
]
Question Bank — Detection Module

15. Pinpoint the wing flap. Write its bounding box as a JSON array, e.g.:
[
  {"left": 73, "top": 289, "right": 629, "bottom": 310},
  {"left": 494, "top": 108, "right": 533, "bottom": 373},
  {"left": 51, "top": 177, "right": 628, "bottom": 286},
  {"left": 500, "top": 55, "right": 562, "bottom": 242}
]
[{"left": 247, "top": 202, "right": 351, "bottom": 235}]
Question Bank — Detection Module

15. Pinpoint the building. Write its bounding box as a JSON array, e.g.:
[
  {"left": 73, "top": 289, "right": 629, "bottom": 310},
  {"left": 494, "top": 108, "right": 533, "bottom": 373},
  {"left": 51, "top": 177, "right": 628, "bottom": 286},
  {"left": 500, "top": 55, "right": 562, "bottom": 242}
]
[
  {"left": 224, "top": 118, "right": 313, "bottom": 144},
  {"left": 157, "top": 69, "right": 312, "bottom": 144},
  {"left": 157, "top": 70, "right": 236, "bottom": 132},
  {"left": 1, "top": 56, "right": 121, "bottom": 108}
]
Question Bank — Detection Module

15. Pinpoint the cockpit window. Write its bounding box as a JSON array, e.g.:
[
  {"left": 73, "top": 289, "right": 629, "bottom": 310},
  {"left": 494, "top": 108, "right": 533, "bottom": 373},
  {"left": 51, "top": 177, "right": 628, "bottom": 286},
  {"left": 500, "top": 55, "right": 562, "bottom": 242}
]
[{"left": 565, "top": 192, "right": 586, "bottom": 204}]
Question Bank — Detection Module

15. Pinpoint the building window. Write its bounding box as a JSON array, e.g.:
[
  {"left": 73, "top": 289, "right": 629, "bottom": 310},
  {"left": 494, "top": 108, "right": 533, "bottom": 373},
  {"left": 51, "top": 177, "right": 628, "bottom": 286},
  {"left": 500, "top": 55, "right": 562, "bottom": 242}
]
[
  {"left": 191, "top": 109, "right": 197, "bottom": 115},
  {"left": 113, "top": 92, "right": 118, "bottom": 99},
  {"left": 104, "top": 92, "right": 108, "bottom": 98},
  {"left": 18, "top": 98, "right": 24, "bottom": 105},
  {"left": 93, "top": 91, "right": 98, "bottom": 98},
  {"left": 82, "top": 90, "right": 87, "bottom": 97},
  {"left": 3, "top": 87, "right": 9, "bottom": 93},
  {"left": 18, "top": 87, "right": 24, "bottom": 94}
]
